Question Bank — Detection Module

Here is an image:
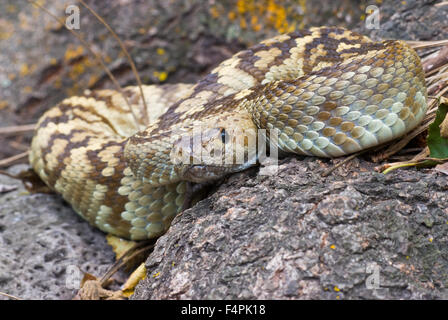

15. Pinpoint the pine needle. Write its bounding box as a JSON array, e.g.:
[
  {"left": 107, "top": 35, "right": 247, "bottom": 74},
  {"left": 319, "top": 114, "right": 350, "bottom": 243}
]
[
  {"left": 0, "top": 124, "right": 35, "bottom": 135},
  {"left": 0, "top": 151, "right": 29, "bottom": 167},
  {"left": 407, "top": 39, "right": 448, "bottom": 50}
]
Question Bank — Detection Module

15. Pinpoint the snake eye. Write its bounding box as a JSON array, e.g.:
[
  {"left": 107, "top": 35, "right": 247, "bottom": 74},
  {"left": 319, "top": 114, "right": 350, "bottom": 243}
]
[{"left": 220, "top": 128, "right": 227, "bottom": 144}]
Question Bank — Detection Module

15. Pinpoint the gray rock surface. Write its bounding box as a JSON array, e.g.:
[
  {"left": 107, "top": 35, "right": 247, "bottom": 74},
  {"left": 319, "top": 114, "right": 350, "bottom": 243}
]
[
  {"left": 0, "top": 165, "right": 119, "bottom": 300},
  {"left": 132, "top": 157, "right": 448, "bottom": 299},
  {"left": 355, "top": 0, "right": 448, "bottom": 41}
]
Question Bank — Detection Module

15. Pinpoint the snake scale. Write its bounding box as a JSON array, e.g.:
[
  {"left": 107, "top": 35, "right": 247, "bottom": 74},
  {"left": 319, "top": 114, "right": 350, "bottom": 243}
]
[{"left": 29, "top": 27, "right": 427, "bottom": 240}]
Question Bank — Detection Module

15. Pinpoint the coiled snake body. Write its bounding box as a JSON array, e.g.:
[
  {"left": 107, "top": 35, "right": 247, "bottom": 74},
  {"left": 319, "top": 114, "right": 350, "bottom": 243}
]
[{"left": 29, "top": 27, "right": 427, "bottom": 240}]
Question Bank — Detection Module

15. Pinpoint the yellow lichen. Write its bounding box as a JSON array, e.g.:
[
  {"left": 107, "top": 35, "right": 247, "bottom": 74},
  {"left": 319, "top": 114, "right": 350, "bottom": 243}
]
[
  {"left": 23, "top": 86, "right": 33, "bottom": 94},
  {"left": 239, "top": 17, "right": 247, "bottom": 29},
  {"left": 210, "top": 6, "right": 220, "bottom": 18},
  {"left": 219, "top": 0, "right": 306, "bottom": 35},
  {"left": 87, "top": 75, "right": 99, "bottom": 88},
  {"left": 0, "top": 101, "right": 9, "bottom": 110},
  {"left": 68, "top": 62, "right": 86, "bottom": 80},
  {"left": 104, "top": 55, "right": 112, "bottom": 63},
  {"left": 20, "top": 63, "right": 29, "bottom": 77},
  {"left": 64, "top": 45, "right": 84, "bottom": 62},
  {"left": 250, "top": 15, "right": 262, "bottom": 31},
  {"left": 153, "top": 71, "right": 168, "bottom": 82},
  {"left": 0, "top": 19, "right": 14, "bottom": 40}
]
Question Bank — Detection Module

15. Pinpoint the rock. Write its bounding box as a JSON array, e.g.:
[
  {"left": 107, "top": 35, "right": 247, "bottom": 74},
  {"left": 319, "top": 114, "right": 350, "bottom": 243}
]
[
  {"left": 132, "top": 157, "right": 448, "bottom": 299},
  {"left": 355, "top": 0, "right": 448, "bottom": 40},
  {"left": 0, "top": 165, "right": 120, "bottom": 300}
]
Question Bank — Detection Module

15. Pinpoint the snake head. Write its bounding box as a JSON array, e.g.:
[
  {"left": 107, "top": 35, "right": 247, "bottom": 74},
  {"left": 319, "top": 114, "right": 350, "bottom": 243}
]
[{"left": 170, "top": 126, "right": 259, "bottom": 183}]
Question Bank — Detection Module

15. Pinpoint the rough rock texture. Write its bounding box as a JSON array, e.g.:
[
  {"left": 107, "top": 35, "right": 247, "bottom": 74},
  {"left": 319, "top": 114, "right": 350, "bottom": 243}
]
[
  {"left": 0, "top": 165, "right": 121, "bottom": 300},
  {"left": 355, "top": 0, "right": 448, "bottom": 41},
  {"left": 132, "top": 157, "right": 448, "bottom": 299}
]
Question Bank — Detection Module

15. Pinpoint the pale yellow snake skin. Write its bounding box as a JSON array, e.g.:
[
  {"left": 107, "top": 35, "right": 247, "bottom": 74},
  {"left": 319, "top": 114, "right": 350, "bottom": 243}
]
[{"left": 29, "top": 27, "right": 427, "bottom": 240}]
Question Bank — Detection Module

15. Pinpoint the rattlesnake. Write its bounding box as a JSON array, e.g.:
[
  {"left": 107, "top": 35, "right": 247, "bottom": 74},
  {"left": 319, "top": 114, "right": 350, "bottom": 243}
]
[{"left": 29, "top": 27, "right": 427, "bottom": 240}]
